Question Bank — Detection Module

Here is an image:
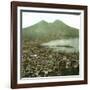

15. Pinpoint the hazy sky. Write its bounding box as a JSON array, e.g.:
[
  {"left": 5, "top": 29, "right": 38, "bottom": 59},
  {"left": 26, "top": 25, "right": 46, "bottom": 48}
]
[{"left": 22, "top": 12, "right": 80, "bottom": 29}]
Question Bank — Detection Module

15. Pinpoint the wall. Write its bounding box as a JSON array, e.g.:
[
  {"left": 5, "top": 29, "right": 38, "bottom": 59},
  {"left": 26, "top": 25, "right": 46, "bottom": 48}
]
[{"left": 0, "top": 0, "right": 89, "bottom": 90}]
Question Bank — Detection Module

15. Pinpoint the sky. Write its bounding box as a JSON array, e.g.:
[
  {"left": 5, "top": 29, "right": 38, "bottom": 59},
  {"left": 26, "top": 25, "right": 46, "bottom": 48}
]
[{"left": 22, "top": 12, "right": 81, "bottom": 29}]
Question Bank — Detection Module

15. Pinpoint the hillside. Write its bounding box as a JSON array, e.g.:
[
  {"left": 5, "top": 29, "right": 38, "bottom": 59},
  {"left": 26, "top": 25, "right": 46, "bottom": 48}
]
[{"left": 22, "top": 20, "right": 79, "bottom": 42}]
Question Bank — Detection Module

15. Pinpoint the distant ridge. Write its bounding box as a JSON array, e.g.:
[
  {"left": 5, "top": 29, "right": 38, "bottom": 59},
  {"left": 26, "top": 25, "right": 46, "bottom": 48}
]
[{"left": 22, "top": 20, "right": 79, "bottom": 42}]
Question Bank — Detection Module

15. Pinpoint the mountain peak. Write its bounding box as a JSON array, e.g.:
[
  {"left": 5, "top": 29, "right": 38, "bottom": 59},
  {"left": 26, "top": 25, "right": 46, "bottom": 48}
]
[
  {"left": 54, "top": 20, "right": 63, "bottom": 23},
  {"left": 39, "top": 20, "right": 48, "bottom": 24},
  {"left": 23, "top": 19, "right": 79, "bottom": 41}
]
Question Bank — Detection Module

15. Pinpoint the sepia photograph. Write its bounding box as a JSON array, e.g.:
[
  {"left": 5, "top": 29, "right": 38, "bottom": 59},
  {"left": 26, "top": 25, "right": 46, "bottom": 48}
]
[{"left": 21, "top": 11, "right": 80, "bottom": 78}]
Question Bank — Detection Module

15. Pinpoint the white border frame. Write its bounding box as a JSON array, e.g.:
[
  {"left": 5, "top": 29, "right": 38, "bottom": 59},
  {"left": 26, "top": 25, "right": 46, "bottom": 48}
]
[{"left": 17, "top": 7, "right": 84, "bottom": 84}]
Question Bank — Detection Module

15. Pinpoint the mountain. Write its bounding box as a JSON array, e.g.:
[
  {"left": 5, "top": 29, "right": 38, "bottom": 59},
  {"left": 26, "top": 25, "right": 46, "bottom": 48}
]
[{"left": 22, "top": 20, "right": 79, "bottom": 42}]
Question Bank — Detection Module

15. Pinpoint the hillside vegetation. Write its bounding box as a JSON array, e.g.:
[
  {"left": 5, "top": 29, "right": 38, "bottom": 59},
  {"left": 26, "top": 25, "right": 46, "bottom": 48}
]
[{"left": 22, "top": 20, "right": 79, "bottom": 42}]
